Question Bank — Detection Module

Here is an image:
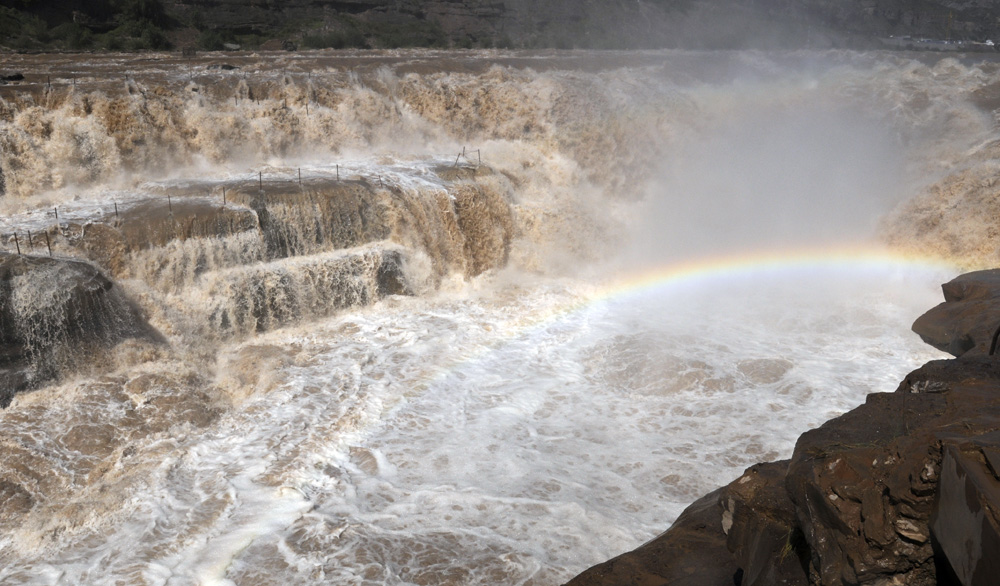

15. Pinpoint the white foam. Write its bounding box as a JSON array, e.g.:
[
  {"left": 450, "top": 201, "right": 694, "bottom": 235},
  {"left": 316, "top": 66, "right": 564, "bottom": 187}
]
[
  {"left": 0, "top": 48, "right": 979, "bottom": 585},
  {"left": 158, "top": 264, "right": 944, "bottom": 584}
]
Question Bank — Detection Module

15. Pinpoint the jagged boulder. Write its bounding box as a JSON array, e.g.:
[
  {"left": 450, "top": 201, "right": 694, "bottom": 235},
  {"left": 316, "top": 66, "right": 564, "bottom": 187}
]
[
  {"left": 912, "top": 269, "right": 1000, "bottom": 357},
  {"left": 782, "top": 357, "right": 1000, "bottom": 585},
  {"left": 783, "top": 383, "right": 948, "bottom": 585},
  {"left": 565, "top": 461, "right": 809, "bottom": 586}
]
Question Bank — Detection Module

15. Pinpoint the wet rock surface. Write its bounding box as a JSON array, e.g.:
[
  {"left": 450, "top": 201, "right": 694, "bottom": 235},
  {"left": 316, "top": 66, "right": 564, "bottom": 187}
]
[
  {"left": 0, "top": 254, "right": 162, "bottom": 407},
  {"left": 568, "top": 270, "right": 1000, "bottom": 586},
  {"left": 0, "top": 168, "right": 516, "bottom": 403},
  {"left": 782, "top": 378, "right": 948, "bottom": 585}
]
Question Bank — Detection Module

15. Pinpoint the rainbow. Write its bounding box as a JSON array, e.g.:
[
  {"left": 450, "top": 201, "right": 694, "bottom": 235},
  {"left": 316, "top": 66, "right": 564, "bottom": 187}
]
[
  {"left": 593, "top": 245, "right": 962, "bottom": 302},
  {"left": 490, "top": 244, "right": 963, "bottom": 342},
  {"left": 404, "top": 244, "right": 963, "bottom": 388}
]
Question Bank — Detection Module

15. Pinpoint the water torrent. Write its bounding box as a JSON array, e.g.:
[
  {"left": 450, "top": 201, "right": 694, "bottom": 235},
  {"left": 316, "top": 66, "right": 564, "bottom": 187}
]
[{"left": 0, "top": 49, "right": 996, "bottom": 584}]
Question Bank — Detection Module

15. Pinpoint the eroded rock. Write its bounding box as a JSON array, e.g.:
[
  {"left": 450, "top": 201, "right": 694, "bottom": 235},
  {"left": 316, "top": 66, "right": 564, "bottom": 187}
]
[
  {"left": 784, "top": 389, "right": 948, "bottom": 585},
  {"left": 931, "top": 433, "right": 1000, "bottom": 585},
  {"left": 724, "top": 461, "right": 808, "bottom": 586},
  {"left": 565, "top": 488, "right": 740, "bottom": 586},
  {"left": 912, "top": 269, "right": 1000, "bottom": 357}
]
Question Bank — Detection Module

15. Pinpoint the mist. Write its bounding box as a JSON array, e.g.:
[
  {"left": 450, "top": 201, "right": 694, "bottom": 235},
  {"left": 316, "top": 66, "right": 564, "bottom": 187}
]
[{"left": 625, "top": 87, "right": 908, "bottom": 269}]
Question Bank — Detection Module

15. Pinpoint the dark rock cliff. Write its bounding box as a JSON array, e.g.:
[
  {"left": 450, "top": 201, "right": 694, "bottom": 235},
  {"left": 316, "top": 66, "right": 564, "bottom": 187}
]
[{"left": 567, "top": 271, "right": 1000, "bottom": 586}]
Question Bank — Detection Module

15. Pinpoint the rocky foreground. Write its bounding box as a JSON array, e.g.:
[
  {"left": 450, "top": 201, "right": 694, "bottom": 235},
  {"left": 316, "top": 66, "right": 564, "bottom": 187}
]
[{"left": 567, "top": 270, "right": 1000, "bottom": 586}]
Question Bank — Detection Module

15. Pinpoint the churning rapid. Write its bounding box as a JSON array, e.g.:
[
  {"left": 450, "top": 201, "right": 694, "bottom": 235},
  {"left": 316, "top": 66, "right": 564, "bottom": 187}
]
[{"left": 0, "top": 49, "right": 997, "bottom": 584}]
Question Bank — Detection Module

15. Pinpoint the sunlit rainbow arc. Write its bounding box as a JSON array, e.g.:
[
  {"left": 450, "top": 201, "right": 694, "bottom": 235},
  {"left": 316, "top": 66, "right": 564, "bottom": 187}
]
[
  {"left": 596, "top": 245, "right": 962, "bottom": 302},
  {"left": 416, "top": 244, "right": 962, "bottom": 386}
]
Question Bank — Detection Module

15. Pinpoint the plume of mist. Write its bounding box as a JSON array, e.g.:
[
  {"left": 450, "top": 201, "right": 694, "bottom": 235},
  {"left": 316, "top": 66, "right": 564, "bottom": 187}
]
[{"left": 624, "top": 96, "right": 907, "bottom": 268}]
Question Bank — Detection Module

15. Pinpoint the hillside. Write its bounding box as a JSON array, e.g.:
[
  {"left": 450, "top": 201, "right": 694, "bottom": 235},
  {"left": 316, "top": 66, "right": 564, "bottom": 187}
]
[{"left": 1, "top": 0, "right": 998, "bottom": 52}]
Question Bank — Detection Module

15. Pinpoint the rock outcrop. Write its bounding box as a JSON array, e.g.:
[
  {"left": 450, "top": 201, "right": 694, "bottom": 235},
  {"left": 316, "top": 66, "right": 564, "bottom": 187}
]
[
  {"left": 0, "top": 254, "right": 162, "bottom": 406},
  {"left": 932, "top": 431, "right": 1000, "bottom": 585},
  {"left": 912, "top": 270, "right": 1000, "bottom": 358},
  {"left": 0, "top": 166, "right": 516, "bottom": 403},
  {"left": 567, "top": 487, "right": 742, "bottom": 586},
  {"left": 568, "top": 270, "right": 1000, "bottom": 586}
]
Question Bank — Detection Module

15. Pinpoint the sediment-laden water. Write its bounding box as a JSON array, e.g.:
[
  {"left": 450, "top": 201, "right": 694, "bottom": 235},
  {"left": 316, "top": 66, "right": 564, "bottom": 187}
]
[{"left": 0, "top": 49, "right": 996, "bottom": 584}]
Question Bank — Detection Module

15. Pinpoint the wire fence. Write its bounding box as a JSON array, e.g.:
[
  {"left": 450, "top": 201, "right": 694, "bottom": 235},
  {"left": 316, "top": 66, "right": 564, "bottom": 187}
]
[{"left": 1, "top": 149, "right": 483, "bottom": 257}]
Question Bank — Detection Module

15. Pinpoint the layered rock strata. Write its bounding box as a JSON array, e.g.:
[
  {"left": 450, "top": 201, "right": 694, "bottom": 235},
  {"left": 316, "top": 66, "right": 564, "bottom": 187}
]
[
  {"left": 0, "top": 168, "right": 515, "bottom": 405},
  {"left": 568, "top": 270, "right": 1000, "bottom": 586}
]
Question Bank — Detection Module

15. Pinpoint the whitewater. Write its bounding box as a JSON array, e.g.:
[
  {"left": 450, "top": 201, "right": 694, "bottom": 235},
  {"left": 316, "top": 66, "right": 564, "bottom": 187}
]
[{"left": 0, "top": 48, "right": 996, "bottom": 584}]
